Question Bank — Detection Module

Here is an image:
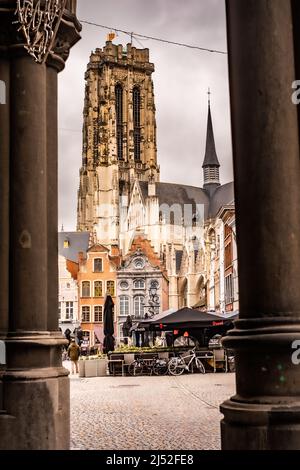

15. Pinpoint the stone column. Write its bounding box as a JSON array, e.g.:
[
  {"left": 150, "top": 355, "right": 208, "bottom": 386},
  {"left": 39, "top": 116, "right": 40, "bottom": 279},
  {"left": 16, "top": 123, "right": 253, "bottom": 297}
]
[
  {"left": 0, "top": 19, "right": 10, "bottom": 413},
  {"left": 0, "top": 1, "right": 81, "bottom": 449},
  {"left": 221, "top": 0, "right": 300, "bottom": 449}
]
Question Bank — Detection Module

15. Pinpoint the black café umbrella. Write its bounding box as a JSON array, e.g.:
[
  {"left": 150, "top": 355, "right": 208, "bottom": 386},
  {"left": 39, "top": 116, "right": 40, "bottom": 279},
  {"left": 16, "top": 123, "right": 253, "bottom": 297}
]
[{"left": 103, "top": 295, "right": 115, "bottom": 354}]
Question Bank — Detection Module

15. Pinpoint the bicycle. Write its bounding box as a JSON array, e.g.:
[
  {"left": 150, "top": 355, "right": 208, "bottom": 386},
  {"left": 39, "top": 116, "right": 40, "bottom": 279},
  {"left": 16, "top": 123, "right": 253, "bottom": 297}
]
[
  {"left": 128, "top": 356, "right": 169, "bottom": 376},
  {"left": 168, "top": 347, "right": 205, "bottom": 376}
]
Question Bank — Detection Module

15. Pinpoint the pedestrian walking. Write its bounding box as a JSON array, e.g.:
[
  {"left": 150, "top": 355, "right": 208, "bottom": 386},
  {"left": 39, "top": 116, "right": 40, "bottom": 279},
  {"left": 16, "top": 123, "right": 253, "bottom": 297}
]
[{"left": 67, "top": 338, "right": 80, "bottom": 374}]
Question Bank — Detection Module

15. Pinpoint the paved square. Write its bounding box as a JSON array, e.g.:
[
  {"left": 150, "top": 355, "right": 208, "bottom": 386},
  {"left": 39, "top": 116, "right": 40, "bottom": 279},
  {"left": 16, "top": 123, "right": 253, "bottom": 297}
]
[{"left": 69, "top": 371, "right": 235, "bottom": 450}]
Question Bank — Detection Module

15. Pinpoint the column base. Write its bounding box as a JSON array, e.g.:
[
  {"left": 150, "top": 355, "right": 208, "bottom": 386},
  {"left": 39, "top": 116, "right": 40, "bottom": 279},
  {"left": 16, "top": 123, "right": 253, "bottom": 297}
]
[
  {"left": 220, "top": 317, "right": 300, "bottom": 449},
  {"left": 221, "top": 397, "right": 300, "bottom": 450},
  {"left": 0, "top": 332, "right": 70, "bottom": 450}
]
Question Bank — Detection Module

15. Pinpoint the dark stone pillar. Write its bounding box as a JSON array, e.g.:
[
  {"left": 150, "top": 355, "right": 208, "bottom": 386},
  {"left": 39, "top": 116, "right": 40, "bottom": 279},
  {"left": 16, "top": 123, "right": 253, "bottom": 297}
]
[
  {"left": 0, "top": 54, "right": 9, "bottom": 336},
  {"left": 0, "top": 1, "right": 81, "bottom": 449},
  {"left": 0, "top": 32, "right": 10, "bottom": 414},
  {"left": 221, "top": 0, "right": 300, "bottom": 449},
  {"left": 47, "top": 63, "right": 59, "bottom": 333}
]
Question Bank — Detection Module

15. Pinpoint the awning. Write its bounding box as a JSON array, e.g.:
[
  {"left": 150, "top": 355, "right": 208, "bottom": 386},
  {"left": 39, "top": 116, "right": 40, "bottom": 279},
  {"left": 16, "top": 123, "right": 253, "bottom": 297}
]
[{"left": 140, "top": 307, "right": 238, "bottom": 329}]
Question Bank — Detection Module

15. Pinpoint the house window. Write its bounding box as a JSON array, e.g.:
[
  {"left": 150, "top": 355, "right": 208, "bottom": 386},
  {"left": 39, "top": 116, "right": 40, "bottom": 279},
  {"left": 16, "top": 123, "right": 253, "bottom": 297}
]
[
  {"left": 225, "top": 274, "right": 234, "bottom": 305},
  {"left": 225, "top": 241, "right": 233, "bottom": 269},
  {"left": 58, "top": 302, "right": 61, "bottom": 319},
  {"left": 134, "top": 296, "right": 144, "bottom": 318},
  {"left": 63, "top": 239, "right": 70, "bottom": 248},
  {"left": 94, "top": 306, "right": 103, "bottom": 322},
  {"left": 94, "top": 258, "right": 103, "bottom": 272},
  {"left": 133, "top": 279, "right": 145, "bottom": 289},
  {"left": 133, "top": 86, "right": 141, "bottom": 161},
  {"left": 66, "top": 302, "right": 74, "bottom": 320},
  {"left": 82, "top": 306, "right": 90, "bottom": 322},
  {"left": 66, "top": 301, "right": 74, "bottom": 320},
  {"left": 94, "top": 281, "right": 103, "bottom": 297},
  {"left": 82, "top": 281, "right": 90, "bottom": 297},
  {"left": 107, "top": 281, "right": 115, "bottom": 296},
  {"left": 120, "top": 296, "right": 129, "bottom": 316}
]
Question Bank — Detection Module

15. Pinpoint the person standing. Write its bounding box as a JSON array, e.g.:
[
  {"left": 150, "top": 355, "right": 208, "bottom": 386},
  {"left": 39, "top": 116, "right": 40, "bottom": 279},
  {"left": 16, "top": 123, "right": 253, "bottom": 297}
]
[{"left": 67, "top": 338, "right": 80, "bottom": 374}]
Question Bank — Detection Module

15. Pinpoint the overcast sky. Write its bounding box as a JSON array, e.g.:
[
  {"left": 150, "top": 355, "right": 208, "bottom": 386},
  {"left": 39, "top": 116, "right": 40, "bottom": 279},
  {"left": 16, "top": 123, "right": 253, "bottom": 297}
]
[{"left": 58, "top": 0, "right": 233, "bottom": 230}]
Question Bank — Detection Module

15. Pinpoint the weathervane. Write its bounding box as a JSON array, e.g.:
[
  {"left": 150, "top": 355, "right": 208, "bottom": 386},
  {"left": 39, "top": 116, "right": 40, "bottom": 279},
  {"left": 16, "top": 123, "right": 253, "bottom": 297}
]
[{"left": 13, "top": 0, "right": 67, "bottom": 64}]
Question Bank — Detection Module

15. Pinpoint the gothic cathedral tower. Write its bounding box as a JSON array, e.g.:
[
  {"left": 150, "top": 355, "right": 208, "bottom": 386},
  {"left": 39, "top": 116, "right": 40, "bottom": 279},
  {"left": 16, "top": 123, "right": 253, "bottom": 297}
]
[{"left": 77, "top": 41, "right": 159, "bottom": 245}]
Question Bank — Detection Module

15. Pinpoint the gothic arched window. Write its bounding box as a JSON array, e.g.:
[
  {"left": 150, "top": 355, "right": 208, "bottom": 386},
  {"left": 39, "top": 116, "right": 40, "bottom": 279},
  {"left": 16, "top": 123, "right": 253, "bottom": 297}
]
[
  {"left": 115, "top": 84, "right": 123, "bottom": 160},
  {"left": 133, "top": 86, "right": 141, "bottom": 161}
]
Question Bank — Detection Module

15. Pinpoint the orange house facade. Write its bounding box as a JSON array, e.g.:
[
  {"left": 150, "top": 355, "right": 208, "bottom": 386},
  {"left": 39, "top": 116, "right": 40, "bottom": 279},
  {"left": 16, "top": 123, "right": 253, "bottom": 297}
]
[{"left": 77, "top": 244, "right": 119, "bottom": 348}]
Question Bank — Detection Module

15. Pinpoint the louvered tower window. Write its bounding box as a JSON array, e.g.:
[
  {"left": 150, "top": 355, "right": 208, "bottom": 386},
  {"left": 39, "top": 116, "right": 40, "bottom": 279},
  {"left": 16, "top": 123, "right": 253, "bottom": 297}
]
[
  {"left": 115, "top": 84, "right": 123, "bottom": 160},
  {"left": 133, "top": 87, "right": 141, "bottom": 161}
]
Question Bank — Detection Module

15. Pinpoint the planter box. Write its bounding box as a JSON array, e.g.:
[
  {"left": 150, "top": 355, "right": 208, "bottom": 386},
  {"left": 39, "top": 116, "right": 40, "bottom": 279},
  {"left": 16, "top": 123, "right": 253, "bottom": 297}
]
[
  {"left": 78, "top": 360, "right": 85, "bottom": 378},
  {"left": 97, "top": 358, "right": 107, "bottom": 377},
  {"left": 84, "top": 359, "right": 98, "bottom": 377}
]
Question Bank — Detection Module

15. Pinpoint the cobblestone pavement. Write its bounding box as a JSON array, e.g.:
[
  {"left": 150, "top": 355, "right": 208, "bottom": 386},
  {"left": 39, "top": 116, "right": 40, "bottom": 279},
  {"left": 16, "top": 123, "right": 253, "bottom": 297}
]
[{"left": 67, "top": 362, "right": 235, "bottom": 451}]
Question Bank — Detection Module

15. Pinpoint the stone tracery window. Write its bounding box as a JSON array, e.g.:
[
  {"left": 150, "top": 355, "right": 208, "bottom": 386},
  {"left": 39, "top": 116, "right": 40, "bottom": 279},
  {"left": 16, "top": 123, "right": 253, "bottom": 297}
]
[
  {"left": 133, "top": 86, "right": 141, "bottom": 161},
  {"left": 115, "top": 84, "right": 123, "bottom": 160}
]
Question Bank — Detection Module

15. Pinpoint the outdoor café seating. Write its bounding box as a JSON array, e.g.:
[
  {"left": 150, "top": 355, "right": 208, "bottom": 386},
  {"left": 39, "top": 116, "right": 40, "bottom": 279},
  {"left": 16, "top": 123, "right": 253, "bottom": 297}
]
[
  {"left": 121, "top": 353, "right": 135, "bottom": 376},
  {"left": 107, "top": 353, "right": 124, "bottom": 376},
  {"left": 212, "top": 348, "right": 228, "bottom": 373}
]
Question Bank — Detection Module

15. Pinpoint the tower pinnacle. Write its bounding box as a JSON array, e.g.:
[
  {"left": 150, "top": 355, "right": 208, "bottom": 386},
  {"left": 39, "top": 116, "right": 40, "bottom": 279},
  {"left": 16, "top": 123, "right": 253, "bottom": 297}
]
[{"left": 202, "top": 90, "right": 220, "bottom": 191}]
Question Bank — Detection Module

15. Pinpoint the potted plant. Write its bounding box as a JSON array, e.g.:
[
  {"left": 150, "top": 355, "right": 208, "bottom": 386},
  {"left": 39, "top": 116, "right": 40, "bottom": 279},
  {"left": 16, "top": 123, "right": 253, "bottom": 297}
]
[{"left": 96, "top": 353, "right": 108, "bottom": 377}]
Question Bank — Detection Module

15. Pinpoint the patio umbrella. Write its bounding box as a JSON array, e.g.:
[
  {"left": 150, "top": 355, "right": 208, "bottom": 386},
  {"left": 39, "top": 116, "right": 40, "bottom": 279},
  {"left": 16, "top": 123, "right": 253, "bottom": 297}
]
[{"left": 103, "top": 295, "right": 115, "bottom": 354}]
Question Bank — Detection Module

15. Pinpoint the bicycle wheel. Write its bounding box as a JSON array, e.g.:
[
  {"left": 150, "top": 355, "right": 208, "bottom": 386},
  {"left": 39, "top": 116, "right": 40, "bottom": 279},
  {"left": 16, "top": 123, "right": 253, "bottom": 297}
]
[
  {"left": 128, "top": 360, "right": 144, "bottom": 376},
  {"left": 168, "top": 358, "right": 185, "bottom": 376},
  {"left": 195, "top": 358, "right": 206, "bottom": 374},
  {"left": 152, "top": 359, "right": 168, "bottom": 376}
]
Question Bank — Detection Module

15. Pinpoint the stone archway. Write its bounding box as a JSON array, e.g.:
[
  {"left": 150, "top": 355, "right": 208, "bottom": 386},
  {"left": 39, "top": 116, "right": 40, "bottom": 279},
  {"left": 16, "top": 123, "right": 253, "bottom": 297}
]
[{"left": 194, "top": 275, "right": 207, "bottom": 309}]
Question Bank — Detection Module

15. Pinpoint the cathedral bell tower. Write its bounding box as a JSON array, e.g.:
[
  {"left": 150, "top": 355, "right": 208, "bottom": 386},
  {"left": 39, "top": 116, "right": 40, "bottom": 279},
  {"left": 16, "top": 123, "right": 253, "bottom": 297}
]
[{"left": 77, "top": 41, "right": 160, "bottom": 245}]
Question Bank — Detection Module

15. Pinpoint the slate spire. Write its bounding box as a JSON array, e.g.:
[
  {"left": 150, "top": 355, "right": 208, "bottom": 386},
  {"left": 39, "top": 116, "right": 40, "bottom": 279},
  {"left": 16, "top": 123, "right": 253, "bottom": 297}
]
[{"left": 202, "top": 90, "right": 220, "bottom": 189}]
